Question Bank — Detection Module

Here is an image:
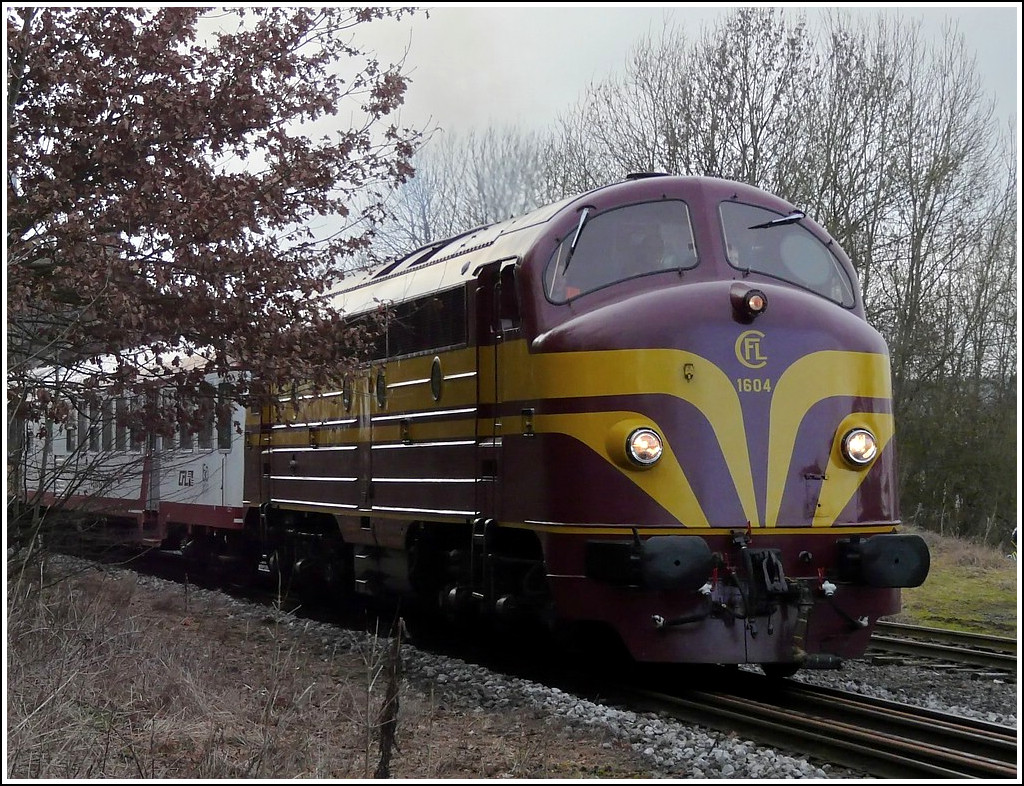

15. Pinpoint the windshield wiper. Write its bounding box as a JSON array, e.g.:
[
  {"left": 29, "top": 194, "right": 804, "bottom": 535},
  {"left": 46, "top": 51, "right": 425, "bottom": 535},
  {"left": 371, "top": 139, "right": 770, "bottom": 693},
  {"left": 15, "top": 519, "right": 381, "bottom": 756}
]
[
  {"left": 563, "top": 206, "right": 592, "bottom": 272},
  {"left": 749, "top": 209, "right": 805, "bottom": 230}
]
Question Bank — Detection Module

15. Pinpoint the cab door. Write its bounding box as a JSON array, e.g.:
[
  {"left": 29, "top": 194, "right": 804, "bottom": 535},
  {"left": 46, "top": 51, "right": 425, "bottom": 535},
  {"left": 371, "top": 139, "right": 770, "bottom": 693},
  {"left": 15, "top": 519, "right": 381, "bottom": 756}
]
[{"left": 474, "top": 260, "right": 521, "bottom": 520}]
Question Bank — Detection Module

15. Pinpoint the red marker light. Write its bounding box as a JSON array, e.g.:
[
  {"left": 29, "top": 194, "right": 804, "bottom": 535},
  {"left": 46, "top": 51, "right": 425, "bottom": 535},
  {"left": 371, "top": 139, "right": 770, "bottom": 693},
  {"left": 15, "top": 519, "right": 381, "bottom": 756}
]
[{"left": 731, "top": 285, "right": 769, "bottom": 321}]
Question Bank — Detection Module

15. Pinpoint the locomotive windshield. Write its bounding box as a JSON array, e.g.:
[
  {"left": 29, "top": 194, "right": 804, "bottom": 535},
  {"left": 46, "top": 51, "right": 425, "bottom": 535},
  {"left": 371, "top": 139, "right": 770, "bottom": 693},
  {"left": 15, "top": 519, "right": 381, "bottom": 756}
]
[
  {"left": 720, "top": 202, "right": 856, "bottom": 307},
  {"left": 544, "top": 200, "right": 698, "bottom": 303}
]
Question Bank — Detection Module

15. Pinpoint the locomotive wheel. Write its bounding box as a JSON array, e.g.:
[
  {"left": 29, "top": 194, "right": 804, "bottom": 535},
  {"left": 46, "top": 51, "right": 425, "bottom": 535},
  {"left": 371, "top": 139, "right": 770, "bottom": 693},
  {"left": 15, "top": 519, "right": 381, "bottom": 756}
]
[
  {"left": 267, "top": 545, "right": 294, "bottom": 582},
  {"left": 180, "top": 536, "right": 211, "bottom": 578},
  {"left": 761, "top": 662, "right": 801, "bottom": 679},
  {"left": 400, "top": 601, "right": 450, "bottom": 648}
]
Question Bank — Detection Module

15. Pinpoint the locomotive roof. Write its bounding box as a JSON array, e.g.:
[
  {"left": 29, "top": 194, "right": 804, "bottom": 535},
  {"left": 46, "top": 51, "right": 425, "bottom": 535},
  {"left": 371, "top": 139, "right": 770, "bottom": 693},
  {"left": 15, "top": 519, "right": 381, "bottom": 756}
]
[
  {"left": 324, "top": 192, "right": 579, "bottom": 317},
  {"left": 324, "top": 175, "right": 794, "bottom": 317}
]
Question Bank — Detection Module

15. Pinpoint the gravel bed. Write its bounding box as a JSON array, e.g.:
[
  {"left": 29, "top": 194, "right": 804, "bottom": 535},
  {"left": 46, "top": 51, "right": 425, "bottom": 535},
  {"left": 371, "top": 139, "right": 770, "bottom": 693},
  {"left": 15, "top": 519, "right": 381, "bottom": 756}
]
[
  {"left": 202, "top": 584, "right": 1017, "bottom": 778},
  {"left": 55, "top": 557, "right": 1020, "bottom": 779},
  {"left": 397, "top": 635, "right": 1017, "bottom": 779}
]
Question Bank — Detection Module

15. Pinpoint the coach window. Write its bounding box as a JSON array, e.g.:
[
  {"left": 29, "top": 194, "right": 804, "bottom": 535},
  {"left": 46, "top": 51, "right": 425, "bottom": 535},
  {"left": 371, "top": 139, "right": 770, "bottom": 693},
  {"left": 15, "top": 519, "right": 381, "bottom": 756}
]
[
  {"left": 130, "top": 396, "right": 144, "bottom": 453},
  {"left": 161, "top": 391, "right": 177, "bottom": 451},
  {"left": 720, "top": 202, "right": 855, "bottom": 307},
  {"left": 544, "top": 200, "right": 697, "bottom": 303},
  {"left": 217, "top": 383, "right": 232, "bottom": 451},
  {"left": 43, "top": 420, "right": 53, "bottom": 456},
  {"left": 89, "top": 402, "right": 102, "bottom": 452},
  {"left": 175, "top": 390, "right": 194, "bottom": 452},
  {"left": 180, "top": 408, "right": 194, "bottom": 451},
  {"left": 198, "top": 413, "right": 213, "bottom": 450},
  {"left": 101, "top": 400, "right": 113, "bottom": 452},
  {"left": 78, "top": 408, "right": 89, "bottom": 451},
  {"left": 115, "top": 398, "right": 128, "bottom": 451},
  {"left": 197, "top": 383, "right": 214, "bottom": 450}
]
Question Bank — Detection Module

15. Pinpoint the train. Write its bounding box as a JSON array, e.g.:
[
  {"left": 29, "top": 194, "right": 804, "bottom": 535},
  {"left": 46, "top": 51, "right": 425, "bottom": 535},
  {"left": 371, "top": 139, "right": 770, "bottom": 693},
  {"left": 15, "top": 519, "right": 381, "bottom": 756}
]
[{"left": 12, "top": 173, "right": 930, "bottom": 677}]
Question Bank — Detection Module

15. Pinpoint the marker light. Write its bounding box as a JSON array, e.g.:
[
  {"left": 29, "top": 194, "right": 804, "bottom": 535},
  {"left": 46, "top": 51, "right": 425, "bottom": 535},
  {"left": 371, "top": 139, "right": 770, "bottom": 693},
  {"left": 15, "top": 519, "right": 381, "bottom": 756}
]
[
  {"left": 744, "top": 290, "right": 767, "bottom": 314},
  {"left": 730, "top": 285, "right": 769, "bottom": 321}
]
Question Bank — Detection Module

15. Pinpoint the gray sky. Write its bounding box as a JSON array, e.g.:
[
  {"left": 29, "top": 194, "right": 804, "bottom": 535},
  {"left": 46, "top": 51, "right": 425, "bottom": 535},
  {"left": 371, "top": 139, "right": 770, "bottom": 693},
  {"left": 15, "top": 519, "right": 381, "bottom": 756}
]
[{"left": 357, "top": 3, "right": 1020, "bottom": 136}]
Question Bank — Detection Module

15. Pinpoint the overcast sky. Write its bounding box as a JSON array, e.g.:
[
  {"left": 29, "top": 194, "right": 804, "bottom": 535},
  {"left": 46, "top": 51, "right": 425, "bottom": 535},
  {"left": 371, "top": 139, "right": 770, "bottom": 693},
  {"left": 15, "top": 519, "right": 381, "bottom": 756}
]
[{"left": 356, "top": 3, "right": 1020, "bottom": 138}]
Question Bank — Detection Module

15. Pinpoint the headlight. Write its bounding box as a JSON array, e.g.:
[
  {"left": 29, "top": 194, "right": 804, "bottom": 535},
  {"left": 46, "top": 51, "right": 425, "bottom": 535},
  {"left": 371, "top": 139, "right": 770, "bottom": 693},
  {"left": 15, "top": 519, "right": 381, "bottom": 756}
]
[
  {"left": 841, "top": 428, "right": 878, "bottom": 466},
  {"left": 627, "top": 427, "right": 663, "bottom": 466}
]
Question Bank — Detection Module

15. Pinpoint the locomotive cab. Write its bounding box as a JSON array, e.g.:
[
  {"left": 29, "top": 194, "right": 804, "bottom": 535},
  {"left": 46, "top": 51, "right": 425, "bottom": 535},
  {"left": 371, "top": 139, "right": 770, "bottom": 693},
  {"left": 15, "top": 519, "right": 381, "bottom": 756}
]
[{"left": 491, "top": 175, "right": 931, "bottom": 672}]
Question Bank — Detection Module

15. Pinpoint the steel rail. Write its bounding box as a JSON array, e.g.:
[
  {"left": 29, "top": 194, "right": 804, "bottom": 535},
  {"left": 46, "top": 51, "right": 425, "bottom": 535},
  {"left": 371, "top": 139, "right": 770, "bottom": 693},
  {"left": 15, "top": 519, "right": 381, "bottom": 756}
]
[
  {"left": 615, "top": 671, "right": 1018, "bottom": 780},
  {"left": 871, "top": 621, "right": 1017, "bottom": 672},
  {"left": 875, "top": 621, "right": 1017, "bottom": 653}
]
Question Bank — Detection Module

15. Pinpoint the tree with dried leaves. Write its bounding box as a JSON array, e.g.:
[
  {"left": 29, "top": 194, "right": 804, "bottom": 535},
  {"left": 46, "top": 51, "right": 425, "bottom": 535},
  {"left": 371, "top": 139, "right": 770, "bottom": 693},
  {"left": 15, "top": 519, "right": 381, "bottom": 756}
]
[{"left": 7, "top": 6, "right": 422, "bottom": 441}]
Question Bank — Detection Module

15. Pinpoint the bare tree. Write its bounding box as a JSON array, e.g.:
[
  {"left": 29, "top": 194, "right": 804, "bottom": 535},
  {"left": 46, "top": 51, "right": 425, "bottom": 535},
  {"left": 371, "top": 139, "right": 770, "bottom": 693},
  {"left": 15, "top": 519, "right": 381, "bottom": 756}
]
[
  {"left": 370, "top": 126, "right": 552, "bottom": 259},
  {"left": 895, "top": 124, "right": 1017, "bottom": 541},
  {"left": 365, "top": 132, "right": 467, "bottom": 263},
  {"left": 549, "top": 9, "right": 819, "bottom": 186},
  {"left": 537, "top": 106, "right": 611, "bottom": 199},
  {"left": 540, "top": 7, "right": 1016, "bottom": 544},
  {"left": 576, "top": 26, "right": 692, "bottom": 178},
  {"left": 782, "top": 13, "right": 904, "bottom": 302},
  {"left": 875, "top": 20, "right": 996, "bottom": 405},
  {"left": 456, "top": 127, "right": 548, "bottom": 227}
]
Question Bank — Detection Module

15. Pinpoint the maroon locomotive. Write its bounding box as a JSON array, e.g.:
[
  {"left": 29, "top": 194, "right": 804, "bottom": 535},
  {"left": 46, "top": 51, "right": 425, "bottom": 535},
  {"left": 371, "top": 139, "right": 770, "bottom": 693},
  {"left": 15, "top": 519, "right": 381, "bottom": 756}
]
[{"left": 19, "top": 173, "right": 930, "bottom": 675}]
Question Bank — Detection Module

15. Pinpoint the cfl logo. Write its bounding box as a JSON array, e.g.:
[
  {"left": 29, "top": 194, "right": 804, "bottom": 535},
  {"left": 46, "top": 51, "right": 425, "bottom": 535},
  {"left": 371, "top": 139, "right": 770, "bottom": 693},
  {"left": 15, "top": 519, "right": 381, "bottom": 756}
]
[{"left": 735, "top": 330, "right": 767, "bottom": 369}]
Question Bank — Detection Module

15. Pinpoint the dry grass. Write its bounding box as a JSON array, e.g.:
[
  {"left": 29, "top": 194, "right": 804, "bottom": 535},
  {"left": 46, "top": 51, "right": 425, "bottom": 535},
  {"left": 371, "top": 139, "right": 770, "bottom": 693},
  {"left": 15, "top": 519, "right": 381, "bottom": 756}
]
[
  {"left": 911, "top": 524, "right": 1015, "bottom": 569},
  {"left": 7, "top": 527, "right": 1015, "bottom": 778},
  {"left": 888, "top": 525, "right": 1019, "bottom": 636},
  {"left": 5, "top": 557, "right": 646, "bottom": 780}
]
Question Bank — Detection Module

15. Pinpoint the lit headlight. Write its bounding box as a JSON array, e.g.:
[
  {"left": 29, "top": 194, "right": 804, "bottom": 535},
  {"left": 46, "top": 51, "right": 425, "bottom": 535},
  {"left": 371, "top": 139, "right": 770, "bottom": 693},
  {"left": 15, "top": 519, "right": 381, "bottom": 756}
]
[
  {"left": 627, "top": 427, "right": 663, "bottom": 466},
  {"left": 841, "top": 428, "right": 878, "bottom": 466}
]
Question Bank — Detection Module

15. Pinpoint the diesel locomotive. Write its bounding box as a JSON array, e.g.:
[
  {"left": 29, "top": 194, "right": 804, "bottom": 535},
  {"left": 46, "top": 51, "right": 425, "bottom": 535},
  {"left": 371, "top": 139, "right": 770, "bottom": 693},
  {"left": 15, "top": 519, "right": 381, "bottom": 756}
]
[{"left": 14, "top": 174, "right": 930, "bottom": 675}]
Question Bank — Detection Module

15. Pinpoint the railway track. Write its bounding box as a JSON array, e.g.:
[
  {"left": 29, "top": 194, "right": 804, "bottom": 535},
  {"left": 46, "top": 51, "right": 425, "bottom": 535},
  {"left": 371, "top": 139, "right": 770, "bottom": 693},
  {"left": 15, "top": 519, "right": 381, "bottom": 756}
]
[
  {"left": 870, "top": 621, "right": 1017, "bottom": 674},
  {"left": 615, "top": 669, "right": 1018, "bottom": 779}
]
